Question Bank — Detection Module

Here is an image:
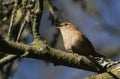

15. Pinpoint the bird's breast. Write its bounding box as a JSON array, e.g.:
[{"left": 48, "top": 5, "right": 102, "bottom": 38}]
[{"left": 61, "top": 30, "right": 73, "bottom": 51}]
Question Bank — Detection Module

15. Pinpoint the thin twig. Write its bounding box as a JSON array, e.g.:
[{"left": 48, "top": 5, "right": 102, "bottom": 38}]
[
  {"left": 32, "top": 0, "right": 44, "bottom": 39},
  {"left": 46, "top": 0, "right": 58, "bottom": 21},
  {"left": 7, "top": 0, "right": 18, "bottom": 40},
  {"left": 46, "top": 0, "right": 60, "bottom": 47},
  {"left": 0, "top": 55, "right": 18, "bottom": 66},
  {"left": 16, "top": 0, "right": 35, "bottom": 42},
  {"left": 16, "top": 12, "right": 31, "bottom": 42}
]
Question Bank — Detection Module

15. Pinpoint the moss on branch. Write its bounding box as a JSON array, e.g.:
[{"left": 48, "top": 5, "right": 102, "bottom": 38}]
[
  {"left": 85, "top": 67, "right": 120, "bottom": 79},
  {"left": 0, "top": 36, "right": 99, "bottom": 72}
]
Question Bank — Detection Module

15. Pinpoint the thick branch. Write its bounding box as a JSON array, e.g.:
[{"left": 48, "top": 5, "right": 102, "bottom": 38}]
[
  {"left": 0, "top": 37, "right": 100, "bottom": 72},
  {"left": 85, "top": 67, "right": 120, "bottom": 79}
]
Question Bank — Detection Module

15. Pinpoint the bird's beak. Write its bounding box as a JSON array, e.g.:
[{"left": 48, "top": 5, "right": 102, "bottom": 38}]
[{"left": 56, "top": 23, "right": 63, "bottom": 28}]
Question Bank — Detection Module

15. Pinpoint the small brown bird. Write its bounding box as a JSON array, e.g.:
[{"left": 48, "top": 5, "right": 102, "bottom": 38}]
[{"left": 57, "top": 22, "right": 105, "bottom": 58}]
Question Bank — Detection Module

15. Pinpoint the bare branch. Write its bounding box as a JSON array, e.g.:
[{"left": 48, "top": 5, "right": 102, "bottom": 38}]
[
  {"left": 0, "top": 55, "right": 18, "bottom": 67},
  {"left": 7, "top": 0, "right": 20, "bottom": 40}
]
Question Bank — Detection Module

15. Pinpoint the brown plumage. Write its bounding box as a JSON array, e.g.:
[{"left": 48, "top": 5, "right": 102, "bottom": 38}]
[{"left": 57, "top": 22, "right": 105, "bottom": 58}]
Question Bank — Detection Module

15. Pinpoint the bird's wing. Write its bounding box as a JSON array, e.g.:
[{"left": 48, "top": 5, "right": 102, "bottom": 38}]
[
  {"left": 81, "top": 34, "right": 95, "bottom": 51},
  {"left": 71, "top": 34, "right": 95, "bottom": 55}
]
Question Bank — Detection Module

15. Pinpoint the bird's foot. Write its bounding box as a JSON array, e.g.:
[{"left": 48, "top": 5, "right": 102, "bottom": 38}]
[{"left": 73, "top": 53, "right": 79, "bottom": 57}]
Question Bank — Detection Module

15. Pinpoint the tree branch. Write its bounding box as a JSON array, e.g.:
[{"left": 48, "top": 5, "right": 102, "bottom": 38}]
[
  {"left": 0, "top": 36, "right": 100, "bottom": 72},
  {"left": 0, "top": 55, "right": 18, "bottom": 68},
  {"left": 85, "top": 66, "right": 120, "bottom": 79},
  {"left": 7, "top": 0, "right": 21, "bottom": 40},
  {"left": 32, "top": 0, "right": 44, "bottom": 39}
]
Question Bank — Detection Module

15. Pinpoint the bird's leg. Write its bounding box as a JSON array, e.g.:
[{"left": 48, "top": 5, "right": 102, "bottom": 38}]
[
  {"left": 69, "top": 50, "right": 83, "bottom": 57},
  {"left": 73, "top": 52, "right": 79, "bottom": 57},
  {"left": 89, "top": 55, "right": 94, "bottom": 58},
  {"left": 68, "top": 49, "right": 79, "bottom": 57}
]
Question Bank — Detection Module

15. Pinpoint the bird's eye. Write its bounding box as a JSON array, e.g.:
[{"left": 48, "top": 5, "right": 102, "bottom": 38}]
[{"left": 64, "top": 23, "right": 68, "bottom": 26}]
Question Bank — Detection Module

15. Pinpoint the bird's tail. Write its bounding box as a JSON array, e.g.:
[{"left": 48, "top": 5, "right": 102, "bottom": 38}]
[
  {"left": 91, "top": 51, "right": 105, "bottom": 58},
  {"left": 88, "top": 52, "right": 106, "bottom": 73}
]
